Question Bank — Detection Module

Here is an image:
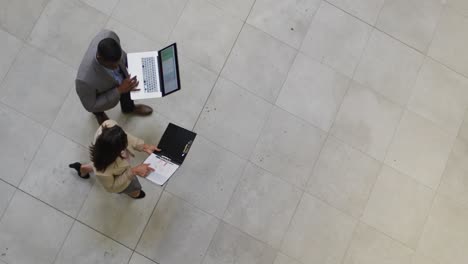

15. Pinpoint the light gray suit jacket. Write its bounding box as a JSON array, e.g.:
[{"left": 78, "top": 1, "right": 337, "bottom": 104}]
[{"left": 75, "top": 30, "right": 129, "bottom": 113}]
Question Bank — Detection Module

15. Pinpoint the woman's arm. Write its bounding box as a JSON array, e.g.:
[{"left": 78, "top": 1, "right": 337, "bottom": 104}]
[
  {"left": 96, "top": 168, "right": 135, "bottom": 193},
  {"left": 125, "top": 132, "right": 161, "bottom": 154},
  {"left": 126, "top": 131, "right": 145, "bottom": 152}
]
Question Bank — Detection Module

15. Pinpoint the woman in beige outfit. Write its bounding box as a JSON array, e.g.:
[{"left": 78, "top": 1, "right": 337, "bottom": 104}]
[{"left": 69, "top": 120, "right": 159, "bottom": 199}]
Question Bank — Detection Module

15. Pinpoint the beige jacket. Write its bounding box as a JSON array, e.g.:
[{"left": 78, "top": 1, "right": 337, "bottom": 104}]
[{"left": 93, "top": 120, "right": 144, "bottom": 193}]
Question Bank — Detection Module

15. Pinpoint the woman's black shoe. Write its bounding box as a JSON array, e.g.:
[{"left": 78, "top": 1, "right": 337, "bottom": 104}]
[
  {"left": 68, "top": 162, "right": 90, "bottom": 179},
  {"left": 131, "top": 190, "right": 146, "bottom": 199}
]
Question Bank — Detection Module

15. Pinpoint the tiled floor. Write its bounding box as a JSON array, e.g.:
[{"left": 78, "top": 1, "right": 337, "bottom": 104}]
[{"left": 1, "top": 0, "right": 468, "bottom": 264}]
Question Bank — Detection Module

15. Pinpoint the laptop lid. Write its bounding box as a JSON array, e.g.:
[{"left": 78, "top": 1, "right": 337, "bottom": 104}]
[
  {"left": 156, "top": 123, "right": 196, "bottom": 165},
  {"left": 158, "top": 43, "right": 181, "bottom": 97}
]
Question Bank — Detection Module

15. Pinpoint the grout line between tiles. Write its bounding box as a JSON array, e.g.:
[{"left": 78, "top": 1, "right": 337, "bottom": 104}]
[
  {"left": 198, "top": 219, "right": 220, "bottom": 264},
  {"left": 214, "top": 70, "right": 277, "bottom": 108},
  {"left": 218, "top": 161, "right": 250, "bottom": 221},
  {"left": 0, "top": 190, "right": 85, "bottom": 263},
  {"left": 49, "top": 84, "right": 75, "bottom": 131},
  {"left": 349, "top": 26, "right": 374, "bottom": 81},
  {"left": 127, "top": 251, "right": 135, "bottom": 264},
  {"left": 0, "top": 178, "right": 16, "bottom": 190},
  {"left": 73, "top": 218, "right": 136, "bottom": 251},
  {"left": 427, "top": 54, "right": 468, "bottom": 83},
  {"left": 272, "top": 49, "right": 299, "bottom": 105},
  {"left": 13, "top": 128, "right": 50, "bottom": 194},
  {"left": 48, "top": 126, "right": 92, "bottom": 149},
  {"left": 277, "top": 125, "right": 335, "bottom": 253},
  {"left": 339, "top": 220, "right": 426, "bottom": 264},
  {"left": 0, "top": 187, "right": 17, "bottom": 224},
  {"left": 3, "top": 187, "right": 138, "bottom": 254},
  {"left": 127, "top": 250, "right": 161, "bottom": 264},
  {"left": 269, "top": 0, "right": 322, "bottom": 105},
  {"left": 24, "top": 0, "right": 109, "bottom": 72},
  {"left": 276, "top": 189, "right": 305, "bottom": 254},
  {"left": 213, "top": 220, "right": 279, "bottom": 254},
  {"left": 191, "top": 55, "right": 240, "bottom": 132},
  {"left": 322, "top": 0, "right": 377, "bottom": 27},
  {"left": 244, "top": 22, "right": 300, "bottom": 53},
  {"left": 422, "top": 5, "right": 468, "bottom": 80},
  {"left": 50, "top": 219, "right": 77, "bottom": 264},
  {"left": 245, "top": 0, "right": 323, "bottom": 53},
  {"left": 164, "top": 0, "right": 191, "bottom": 45},
  {"left": 104, "top": 14, "right": 164, "bottom": 48},
  {"left": 0, "top": 101, "right": 44, "bottom": 131},
  {"left": 158, "top": 186, "right": 309, "bottom": 260},
  {"left": 423, "top": 2, "right": 446, "bottom": 56},
  {"left": 214, "top": 125, "right": 384, "bottom": 225},
  {"left": 266, "top": 24, "right": 316, "bottom": 112},
  {"left": 297, "top": 23, "right": 435, "bottom": 254},
  {"left": 0, "top": 41, "right": 24, "bottom": 90},
  {"left": 413, "top": 127, "right": 458, "bottom": 250},
  {"left": 296, "top": 0, "right": 323, "bottom": 51},
  {"left": 196, "top": 1, "right": 272, "bottom": 262},
  {"left": 23, "top": 0, "right": 50, "bottom": 42},
  {"left": 160, "top": 187, "right": 225, "bottom": 224},
  {"left": 338, "top": 219, "right": 360, "bottom": 264},
  {"left": 109, "top": 0, "right": 123, "bottom": 17},
  {"left": 412, "top": 188, "right": 439, "bottom": 254},
  {"left": 100, "top": 1, "right": 115, "bottom": 30},
  {"left": 323, "top": 0, "right": 428, "bottom": 56},
  {"left": 16, "top": 128, "right": 51, "bottom": 189},
  {"left": 132, "top": 188, "right": 164, "bottom": 251},
  {"left": 74, "top": 179, "right": 97, "bottom": 228},
  {"left": 0, "top": 100, "right": 50, "bottom": 207},
  {"left": 132, "top": 188, "right": 219, "bottom": 263},
  {"left": 0, "top": 24, "right": 20, "bottom": 42},
  {"left": 373, "top": 0, "right": 387, "bottom": 31},
  {"left": 350, "top": 54, "right": 441, "bottom": 251}
]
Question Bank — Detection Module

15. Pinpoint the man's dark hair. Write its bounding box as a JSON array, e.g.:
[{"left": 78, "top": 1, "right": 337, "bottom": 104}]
[
  {"left": 97, "top": 38, "right": 122, "bottom": 62},
  {"left": 90, "top": 125, "right": 128, "bottom": 172}
]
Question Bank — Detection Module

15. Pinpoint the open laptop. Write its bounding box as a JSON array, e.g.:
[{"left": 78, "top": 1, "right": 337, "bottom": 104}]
[
  {"left": 144, "top": 123, "right": 197, "bottom": 186},
  {"left": 127, "top": 43, "right": 181, "bottom": 100}
]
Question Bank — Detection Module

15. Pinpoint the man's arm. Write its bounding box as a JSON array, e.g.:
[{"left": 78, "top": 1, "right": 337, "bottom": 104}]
[
  {"left": 122, "top": 49, "right": 128, "bottom": 66},
  {"left": 75, "top": 79, "right": 120, "bottom": 113}
]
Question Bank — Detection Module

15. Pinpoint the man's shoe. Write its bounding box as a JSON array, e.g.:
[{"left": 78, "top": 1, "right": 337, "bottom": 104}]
[
  {"left": 132, "top": 104, "right": 153, "bottom": 116},
  {"left": 94, "top": 112, "right": 109, "bottom": 125}
]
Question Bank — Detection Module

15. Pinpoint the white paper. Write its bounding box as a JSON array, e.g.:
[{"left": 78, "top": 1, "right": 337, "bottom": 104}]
[{"left": 143, "top": 154, "right": 179, "bottom": 185}]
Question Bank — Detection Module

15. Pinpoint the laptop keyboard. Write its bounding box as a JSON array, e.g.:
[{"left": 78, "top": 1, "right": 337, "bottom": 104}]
[{"left": 141, "top": 57, "right": 158, "bottom": 93}]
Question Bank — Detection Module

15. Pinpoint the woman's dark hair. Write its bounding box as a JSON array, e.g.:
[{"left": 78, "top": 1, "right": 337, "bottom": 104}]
[
  {"left": 97, "top": 38, "right": 122, "bottom": 62},
  {"left": 90, "top": 125, "right": 128, "bottom": 172}
]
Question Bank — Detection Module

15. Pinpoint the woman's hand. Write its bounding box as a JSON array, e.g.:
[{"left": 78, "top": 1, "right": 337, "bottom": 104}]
[
  {"left": 131, "top": 163, "right": 155, "bottom": 177},
  {"left": 142, "top": 144, "right": 161, "bottom": 154}
]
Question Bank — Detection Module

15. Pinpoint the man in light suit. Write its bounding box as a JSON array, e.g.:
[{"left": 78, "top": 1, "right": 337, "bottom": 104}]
[{"left": 76, "top": 30, "right": 153, "bottom": 125}]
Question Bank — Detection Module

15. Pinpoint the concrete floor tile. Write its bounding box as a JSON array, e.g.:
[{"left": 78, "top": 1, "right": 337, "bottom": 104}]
[
  {"left": 19, "top": 131, "right": 94, "bottom": 218},
  {"left": 169, "top": 0, "right": 243, "bottom": 73},
  {"left": 54, "top": 222, "right": 132, "bottom": 264},
  {"left": 0, "top": 191, "right": 73, "bottom": 264},
  {"left": 167, "top": 136, "right": 246, "bottom": 218},
  {"left": 136, "top": 191, "right": 219, "bottom": 264}
]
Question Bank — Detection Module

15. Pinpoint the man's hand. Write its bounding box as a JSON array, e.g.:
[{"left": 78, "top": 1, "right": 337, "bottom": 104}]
[
  {"left": 117, "top": 76, "right": 139, "bottom": 94},
  {"left": 142, "top": 144, "right": 161, "bottom": 154},
  {"left": 131, "top": 163, "right": 155, "bottom": 177}
]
